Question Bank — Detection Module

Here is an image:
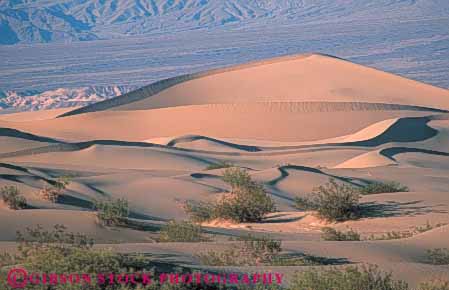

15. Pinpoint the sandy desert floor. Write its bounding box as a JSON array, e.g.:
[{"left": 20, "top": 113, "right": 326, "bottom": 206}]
[{"left": 0, "top": 53, "right": 448, "bottom": 286}]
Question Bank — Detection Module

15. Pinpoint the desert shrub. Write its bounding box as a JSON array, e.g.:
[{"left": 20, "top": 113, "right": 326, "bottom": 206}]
[
  {"left": 184, "top": 201, "right": 215, "bottom": 222},
  {"left": 39, "top": 175, "right": 71, "bottom": 203},
  {"left": 39, "top": 185, "right": 62, "bottom": 203},
  {"left": 93, "top": 198, "right": 129, "bottom": 227},
  {"left": 185, "top": 168, "right": 275, "bottom": 223},
  {"left": 368, "top": 222, "right": 446, "bottom": 241},
  {"left": 219, "top": 168, "right": 275, "bottom": 222},
  {"left": 369, "top": 230, "right": 414, "bottom": 241},
  {"left": 222, "top": 167, "right": 253, "bottom": 190},
  {"left": 197, "top": 235, "right": 281, "bottom": 266},
  {"left": 414, "top": 221, "right": 446, "bottom": 233},
  {"left": 360, "top": 181, "right": 409, "bottom": 195},
  {"left": 321, "top": 227, "right": 361, "bottom": 241},
  {"left": 1, "top": 185, "right": 27, "bottom": 209},
  {"left": 214, "top": 182, "right": 275, "bottom": 222},
  {"left": 54, "top": 175, "right": 71, "bottom": 190},
  {"left": 419, "top": 279, "right": 449, "bottom": 290},
  {"left": 206, "top": 161, "right": 233, "bottom": 170},
  {"left": 293, "top": 196, "right": 318, "bottom": 211},
  {"left": 295, "top": 178, "right": 360, "bottom": 222},
  {"left": 0, "top": 224, "right": 147, "bottom": 290},
  {"left": 425, "top": 248, "right": 449, "bottom": 265},
  {"left": 158, "top": 220, "right": 209, "bottom": 242},
  {"left": 289, "top": 265, "right": 409, "bottom": 290}
]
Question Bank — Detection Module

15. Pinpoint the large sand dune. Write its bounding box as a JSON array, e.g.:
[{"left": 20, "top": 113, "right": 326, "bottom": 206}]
[
  {"left": 0, "top": 53, "right": 448, "bottom": 285},
  {"left": 60, "top": 54, "right": 449, "bottom": 116}
]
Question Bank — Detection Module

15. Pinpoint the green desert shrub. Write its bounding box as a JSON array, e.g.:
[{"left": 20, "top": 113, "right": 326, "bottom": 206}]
[
  {"left": 214, "top": 181, "right": 275, "bottom": 222},
  {"left": 197, "top": 235, "right": 281, "bottom": 266},
  {"left": 184, "top": 201, "right": 215, "bottom": 223},
  {"left": 1, "top": 185, "right": 27, "bottom": 209},
  {"left": 93, "top": 197, "right": 129, "bottom": 227},
  {"left": 368, "top": 222, "right": 446, "bottom": 241},
  {"left": 290, "top": 265, "right": 409, "bottom": 290},
  {"left": 0, "top": 224, "right": 147, "bottom": 290},
  {"left": 39, "top": 175, "right": 71, "bottom": 203},
  {"left": 369, "top": 230, "right": 414, "bottom": 241},
  {"left": 360, "top": 181, "right": 409, "bottom": 195},
  {"left": 222, "top": 167, "right": 253, "bottom": 190},
  {"left": 39, "top": 185, "right": 62, "bottom": 203},
  {"left": 218, "top": 167, "right": 275, "bottom": 222},
  {"left": 425, "top": 248, "right": 449, "bottom": 265},
  {"left": 295, "top": 178, "right": 361, "bottom": 222},
  {"left": 321, "top": 227, "right": 361, "bottom": 241},
  {"left": 158, "top": 220, "right": 209, "bottom": 242},
  {"left": 419, "top": 280, "right": 449, "bottom": 290},
  {"left": 206, "top": 161, "right": 233, "bottom": 170},
  {"left": 294, "top": 196, "right": 317, "bottom": 211},
  {"left": 186, "top": 168, "right": 275, "bottom": 223}
]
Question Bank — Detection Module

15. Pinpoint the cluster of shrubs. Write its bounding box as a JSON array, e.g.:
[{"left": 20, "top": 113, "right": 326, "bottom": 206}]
[
  {"left": 206, "top": 161, "right": 233, "bottom": 170},
  {"left": 295, "top": 178, "right": 361, "bottom": 222},
  {"left": 295, "top": 178, "right": 409, "bottom": 222},
  {"left": 426, "top": 248, "right": 449, "bottom": 265},
  {"left": 359, "top": 181, "right": 409, "bottom": 195},
  {"left": 197, "top": 235, "right": 282, "bottom": 266},
  {"left": 1, "top": 185, "right": 27, "bottom": 209},
  {"left": 158, "top": 220, "right": 209, "bottom": 242},
  {"left": 291, "top": 266, "right": 448, "bottom": 290},
  {"left": 321, "top": 227, "right": 361, "bottom": 241},
  {"left": 186, "top": 168, "right": 275, "bottom": 223},
  {"left": 322, "top": 221, "right": 447, "bottom": 241},
  {"left": 93, "top": 197, "right": 129, "bottom": 227},
  {"left": 0, "top": 224, "right": 447, "bottom": 290},
  {"left": 368, "top": 222, "right": 447, "bottom": 241},
  {"left": 39, "top": 175, "right": 71, "bottom": 203}
]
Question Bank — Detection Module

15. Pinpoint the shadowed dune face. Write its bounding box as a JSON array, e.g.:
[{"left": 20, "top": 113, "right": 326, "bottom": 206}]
[{"left": 1, "top": 53, "right": 449, "bottom": 285}]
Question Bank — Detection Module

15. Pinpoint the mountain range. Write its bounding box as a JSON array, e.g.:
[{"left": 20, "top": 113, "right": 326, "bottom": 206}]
[
  {"left": 2, "top": 0, "right": 448, "bottom": 45},
  {"left": 0, "top": 0, "right": 448, "bottom": 111}
]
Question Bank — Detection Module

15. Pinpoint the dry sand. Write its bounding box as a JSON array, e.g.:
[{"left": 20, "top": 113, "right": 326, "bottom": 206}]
[{"left": 0, "top": 53, "right": 448, "bottom": 285}]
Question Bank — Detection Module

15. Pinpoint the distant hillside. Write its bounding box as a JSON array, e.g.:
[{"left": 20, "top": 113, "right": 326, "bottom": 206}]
[
  {"left": 1, "top": 0, "right": 448, "bottom": 45},
  {"left": 0, "top": 86, "right": 134, "bottom": 111}
]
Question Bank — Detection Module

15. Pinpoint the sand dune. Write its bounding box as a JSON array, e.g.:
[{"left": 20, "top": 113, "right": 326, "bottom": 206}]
[
  {"left": 0, "top": 53, "right": 448, "bottom": 285},
  {"left": 60, "top": 54, "right": 449, "bottom": 116}
]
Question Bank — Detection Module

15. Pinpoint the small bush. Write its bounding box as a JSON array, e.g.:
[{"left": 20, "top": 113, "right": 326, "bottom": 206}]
[
  {"left": 214, "top": 182, "right": 275, "bottom": 222},
  {"left": 321, "top": 227, "right": 361, "bottom": 241},
  {"left": 206, "top": 161, "right": 233, "bottom": 170},
  {"left": 185, "top": 168, "right": 275, "bottom": 223},
  {"left": 294, "top": 196, "right": 317, "bottom": 211},
  {"left": 184, "top": 201, "right": 215, "bottom": 223},
  {"left": 369, "top": 222, "right": 446, "bottom": 241},
  {"left": 158, "top": 220, "right": 209, "bottom": 242},
  {"left": 419, "top": 279, "right": 449, "bottom": 290},
  {"left": 39, "top": 185, "right": 62, "bottom": 203},
  {"left": 39, "top": 175, "right": 71, "bottom": 203},
  {"left": 360, "top": 181, "right": 409, "bottom": 195},
  {"left": 295, "top": 178, "right": 360, "bottom": 222},
  {"left": 415, "top": 221, "right": 446, "bottom": 233},
  {"left": 197, "top": 235, "right": 281, "bottom": 266},
  {"left": 1, "top": 186, "right": 27, "bottom": 209},
  {"left": 0, "top": 224, "right": 148, "bottom": 290},
  {"left": 426, "top": 248, "right": 449, "bottom": 265},
  {"left": 290, "top": 265, "right": 409, "bottom": 290},
  {"left": 222, "top": 167, "right": 253, "bottom": 190},
  {"left": 93, "top": 198, "right": 129, "bottom": 226},
  {"left": 369, "top": 230, "right": 414, "bottom": 241}
]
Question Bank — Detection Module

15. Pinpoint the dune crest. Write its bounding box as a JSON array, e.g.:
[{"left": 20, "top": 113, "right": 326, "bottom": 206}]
[{"left": 59, "top": 53, "right": 449, "bottom": 117}]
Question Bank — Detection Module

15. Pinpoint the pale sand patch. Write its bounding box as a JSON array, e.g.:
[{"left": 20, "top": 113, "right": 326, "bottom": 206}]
[
  {"left": 202, "top": 212, "right": 334, "bottom": 233},
  {"left": 0, "top": 107, "right": 78, "bottom": 122}
]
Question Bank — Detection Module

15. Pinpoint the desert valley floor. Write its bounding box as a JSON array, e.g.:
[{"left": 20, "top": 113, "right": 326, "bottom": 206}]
[{"left": 0, "top": 53, "right": 449, "bottom": 286}]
